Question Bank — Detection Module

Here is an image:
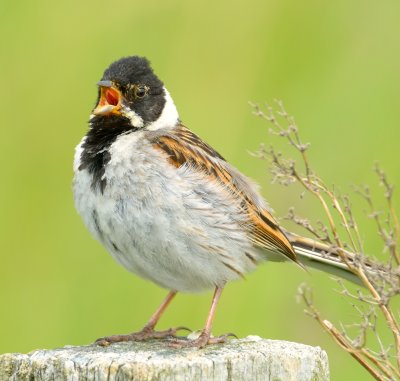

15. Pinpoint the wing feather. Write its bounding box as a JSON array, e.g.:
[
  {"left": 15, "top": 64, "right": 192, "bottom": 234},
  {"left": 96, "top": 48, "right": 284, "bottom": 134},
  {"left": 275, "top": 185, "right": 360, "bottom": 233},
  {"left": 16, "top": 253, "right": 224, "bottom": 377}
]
[{"left": 150, "top": 124, "right": 298, "bottom": 263}]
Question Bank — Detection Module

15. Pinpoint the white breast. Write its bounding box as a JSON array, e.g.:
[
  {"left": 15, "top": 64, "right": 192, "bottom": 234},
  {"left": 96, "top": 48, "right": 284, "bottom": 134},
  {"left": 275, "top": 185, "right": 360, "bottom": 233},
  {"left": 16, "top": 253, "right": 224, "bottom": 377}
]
[{"left": 73, "top": 131, "right": 259, "bottom": 293}]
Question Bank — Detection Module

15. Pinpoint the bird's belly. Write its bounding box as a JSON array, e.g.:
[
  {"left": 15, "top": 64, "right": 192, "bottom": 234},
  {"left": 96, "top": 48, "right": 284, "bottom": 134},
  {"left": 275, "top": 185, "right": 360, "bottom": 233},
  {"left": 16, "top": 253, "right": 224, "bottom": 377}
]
[{"left": 73, "top": 137, "right": 259, "bottom": 292}]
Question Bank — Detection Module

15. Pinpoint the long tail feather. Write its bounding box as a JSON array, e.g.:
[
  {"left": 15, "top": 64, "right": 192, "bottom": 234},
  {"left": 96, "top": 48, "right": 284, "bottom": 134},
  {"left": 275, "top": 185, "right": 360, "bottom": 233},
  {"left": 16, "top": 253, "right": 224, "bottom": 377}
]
[{"left": 284, "top": 231, "right": 399, "bottom": 286}]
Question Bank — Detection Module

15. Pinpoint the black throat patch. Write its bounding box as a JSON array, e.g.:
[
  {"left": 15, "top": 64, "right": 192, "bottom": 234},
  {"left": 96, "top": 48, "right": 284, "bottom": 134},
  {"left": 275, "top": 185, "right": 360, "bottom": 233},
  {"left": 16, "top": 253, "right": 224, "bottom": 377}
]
[{"left": 79, "top": 115, "right": 136, "bottom": 193}]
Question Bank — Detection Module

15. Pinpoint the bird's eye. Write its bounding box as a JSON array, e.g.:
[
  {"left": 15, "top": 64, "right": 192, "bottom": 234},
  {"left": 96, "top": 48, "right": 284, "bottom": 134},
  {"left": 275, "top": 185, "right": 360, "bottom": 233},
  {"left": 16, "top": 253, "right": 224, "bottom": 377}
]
[{"left": 134, "top": 85, "right": 148, "bottom": 98}]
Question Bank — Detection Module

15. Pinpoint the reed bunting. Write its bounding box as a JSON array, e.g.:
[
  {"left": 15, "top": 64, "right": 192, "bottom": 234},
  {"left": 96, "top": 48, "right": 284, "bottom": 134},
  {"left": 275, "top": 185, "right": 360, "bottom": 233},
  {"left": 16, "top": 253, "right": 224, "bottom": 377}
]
[{"left": 73, "top": 56, "right": 357, "bottom": 348}]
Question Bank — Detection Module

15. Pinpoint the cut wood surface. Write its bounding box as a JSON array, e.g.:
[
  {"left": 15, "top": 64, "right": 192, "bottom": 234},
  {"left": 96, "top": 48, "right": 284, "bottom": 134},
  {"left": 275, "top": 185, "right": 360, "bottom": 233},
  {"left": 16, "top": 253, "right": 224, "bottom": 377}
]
[{"left": 0, "top": 336, "right": 329, "bottom": 381}]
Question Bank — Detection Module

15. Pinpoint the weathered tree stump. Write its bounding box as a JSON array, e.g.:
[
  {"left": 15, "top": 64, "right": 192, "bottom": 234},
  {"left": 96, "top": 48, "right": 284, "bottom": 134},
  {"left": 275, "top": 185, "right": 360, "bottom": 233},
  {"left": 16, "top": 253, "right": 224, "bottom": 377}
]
[{"left": 0, "top": 336, "right": 329, "bottom": 381}]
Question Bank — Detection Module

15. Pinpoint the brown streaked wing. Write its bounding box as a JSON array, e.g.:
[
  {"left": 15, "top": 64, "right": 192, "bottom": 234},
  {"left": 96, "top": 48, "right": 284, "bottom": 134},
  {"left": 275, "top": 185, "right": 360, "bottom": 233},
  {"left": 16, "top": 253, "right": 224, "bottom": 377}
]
[{"left": 151, "top": 124, "right": 298, "bottom": 264}]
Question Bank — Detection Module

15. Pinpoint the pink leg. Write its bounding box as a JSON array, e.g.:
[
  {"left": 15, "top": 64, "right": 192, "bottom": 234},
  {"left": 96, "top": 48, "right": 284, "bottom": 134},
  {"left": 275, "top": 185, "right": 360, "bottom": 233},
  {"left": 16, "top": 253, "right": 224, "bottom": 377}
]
[
  {"left": 202, "top": 286, "right": 223, "bottom": 338},
  {"left": 96, "top": 291, "right": 190, "bottom": 346},
  {"left": 170, "top": 285, "right": 235, "bottom": 348},
  {"left": 143, "top": 290, "right": 177, "bottom": 330}
]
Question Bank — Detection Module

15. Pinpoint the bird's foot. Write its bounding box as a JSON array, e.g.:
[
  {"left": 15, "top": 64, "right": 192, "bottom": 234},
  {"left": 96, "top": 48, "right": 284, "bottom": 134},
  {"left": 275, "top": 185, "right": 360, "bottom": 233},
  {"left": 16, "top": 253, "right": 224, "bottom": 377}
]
[
  {"left": 95, "top": 326, "right": 191, "bottom": 346},
  {"left": 169, "top": 330, "right": 237, "bottom": 349}
]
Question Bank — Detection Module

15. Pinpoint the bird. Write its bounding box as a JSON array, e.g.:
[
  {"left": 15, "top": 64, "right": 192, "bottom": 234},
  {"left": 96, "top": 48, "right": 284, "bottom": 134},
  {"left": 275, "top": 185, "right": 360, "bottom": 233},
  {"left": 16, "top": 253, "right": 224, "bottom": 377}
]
[{"left": 73, "top": 56, "right": 361, "bottom": 348}]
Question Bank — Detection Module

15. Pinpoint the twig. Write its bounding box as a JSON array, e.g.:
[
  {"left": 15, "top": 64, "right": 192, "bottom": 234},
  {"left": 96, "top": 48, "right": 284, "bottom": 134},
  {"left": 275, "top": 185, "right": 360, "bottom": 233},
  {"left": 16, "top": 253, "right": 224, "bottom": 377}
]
[{"left": 253, "top": 101, "right": 400, "bottom": 378}]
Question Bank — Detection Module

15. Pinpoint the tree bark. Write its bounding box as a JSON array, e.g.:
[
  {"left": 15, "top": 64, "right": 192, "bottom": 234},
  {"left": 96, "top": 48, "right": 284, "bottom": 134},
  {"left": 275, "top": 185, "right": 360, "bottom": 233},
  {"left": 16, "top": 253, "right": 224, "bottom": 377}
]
[{"left": 0, "top": 336, "right": 329, "bottom": 381}]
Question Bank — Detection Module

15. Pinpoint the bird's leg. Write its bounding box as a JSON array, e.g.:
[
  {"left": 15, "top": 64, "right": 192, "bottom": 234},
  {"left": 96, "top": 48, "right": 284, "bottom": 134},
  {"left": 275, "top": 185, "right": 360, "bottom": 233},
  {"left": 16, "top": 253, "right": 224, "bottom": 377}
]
[
  {"left": 170, "top": 285, "right": 235, "bottom": 348},
  {"left": 96, "top": 290, "right": 189, "bottom": 346}
]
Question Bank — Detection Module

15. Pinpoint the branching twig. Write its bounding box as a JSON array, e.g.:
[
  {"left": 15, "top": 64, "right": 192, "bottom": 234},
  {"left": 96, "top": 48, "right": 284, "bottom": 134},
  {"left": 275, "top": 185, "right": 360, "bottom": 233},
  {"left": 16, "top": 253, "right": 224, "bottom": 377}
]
[{"left": 253, "top": 101, "right": 400, "bottom": 379}]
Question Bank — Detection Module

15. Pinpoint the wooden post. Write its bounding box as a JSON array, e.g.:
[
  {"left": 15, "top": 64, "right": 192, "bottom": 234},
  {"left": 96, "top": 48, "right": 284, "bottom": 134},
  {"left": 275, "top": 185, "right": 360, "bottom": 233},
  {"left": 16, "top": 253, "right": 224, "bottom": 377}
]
[{"left": 0, "top": 336, "right": 329, "bottom": 380}]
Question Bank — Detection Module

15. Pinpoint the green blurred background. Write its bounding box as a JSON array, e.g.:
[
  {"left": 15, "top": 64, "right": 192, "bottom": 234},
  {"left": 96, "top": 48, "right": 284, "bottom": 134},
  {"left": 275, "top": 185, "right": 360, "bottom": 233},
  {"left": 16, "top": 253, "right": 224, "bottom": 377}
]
[{"left": 1, "top": 1, "right": 399, "bottom": 379}]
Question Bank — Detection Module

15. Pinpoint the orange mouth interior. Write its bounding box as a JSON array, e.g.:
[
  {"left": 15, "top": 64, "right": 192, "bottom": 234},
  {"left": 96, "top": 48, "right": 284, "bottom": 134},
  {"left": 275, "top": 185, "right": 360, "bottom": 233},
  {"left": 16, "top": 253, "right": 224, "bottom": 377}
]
[{"left": 100, "top": 87, "right": 120, "bottom": 106}]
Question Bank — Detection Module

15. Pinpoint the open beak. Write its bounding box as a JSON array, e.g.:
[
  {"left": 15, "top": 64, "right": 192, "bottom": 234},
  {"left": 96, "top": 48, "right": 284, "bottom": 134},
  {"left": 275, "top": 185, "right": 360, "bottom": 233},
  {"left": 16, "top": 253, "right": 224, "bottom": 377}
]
[{"left": 93, "top": 80, "right": 122, "bottom": 116}]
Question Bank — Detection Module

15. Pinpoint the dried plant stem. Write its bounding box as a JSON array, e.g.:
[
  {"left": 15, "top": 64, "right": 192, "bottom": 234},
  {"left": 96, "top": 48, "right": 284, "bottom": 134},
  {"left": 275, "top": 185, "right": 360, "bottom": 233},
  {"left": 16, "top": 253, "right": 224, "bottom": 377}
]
[
  {"left": 253, "top": 100, "right": 400, "bottom": 380},
  {"left": 336, "top": 252, "right": 400, "bottom": 372},
  {"left": 296, "top": 172, "right": 400, "bottom": 367},
  {"left": 374, "top": 164, "right": 400, "bottom": 264},
  {"left": 300, "top": 286, "right": 399, "bottom": 381},
  {"left": 291, "top": 168, "right": 355, "bottom": 271},
  {"left": 359, "top": 183, "right": 400, "bottom": 266},
  {"left": 324, "top": 322, "right": 394, "bottom": 380},
  {"left": 316, "top": 186, "right": 359, "bottom": 253}
]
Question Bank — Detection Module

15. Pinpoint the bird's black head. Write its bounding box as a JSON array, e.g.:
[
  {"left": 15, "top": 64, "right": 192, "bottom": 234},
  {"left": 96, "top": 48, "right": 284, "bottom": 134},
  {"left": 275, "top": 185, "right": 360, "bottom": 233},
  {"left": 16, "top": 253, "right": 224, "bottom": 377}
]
[
  {"left": 81, "top": 56, "right": 180, "bottom": 192},
  {"left": 91, "top": 56, "right": 170, "bottom": 128}
]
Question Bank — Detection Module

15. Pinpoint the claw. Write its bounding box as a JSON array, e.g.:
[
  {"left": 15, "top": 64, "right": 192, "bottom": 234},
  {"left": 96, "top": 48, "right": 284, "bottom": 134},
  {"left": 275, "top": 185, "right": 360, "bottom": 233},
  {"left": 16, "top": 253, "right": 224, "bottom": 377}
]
[
  {"left": 175, "top": 326, "right": 192, "bottom": 333},
  {"left": 207, "top": 333, "right": 236, "bottom": 344},
  {"left": 169, "top": 331, "right": 236, "bottom": 349},
  {"left": 96, "top": 338, "right": 111, "bottom": 347},
  {"left": 94, "top": 326, "right": 188, "bottom": 346}
]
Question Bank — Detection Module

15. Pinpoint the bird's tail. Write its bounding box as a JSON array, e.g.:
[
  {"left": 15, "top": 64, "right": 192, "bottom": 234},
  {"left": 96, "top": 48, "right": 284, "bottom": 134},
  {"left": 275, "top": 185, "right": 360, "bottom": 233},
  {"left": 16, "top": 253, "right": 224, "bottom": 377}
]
[{"left": 284, "top": 231, "right": 397, "bottom": 286}]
